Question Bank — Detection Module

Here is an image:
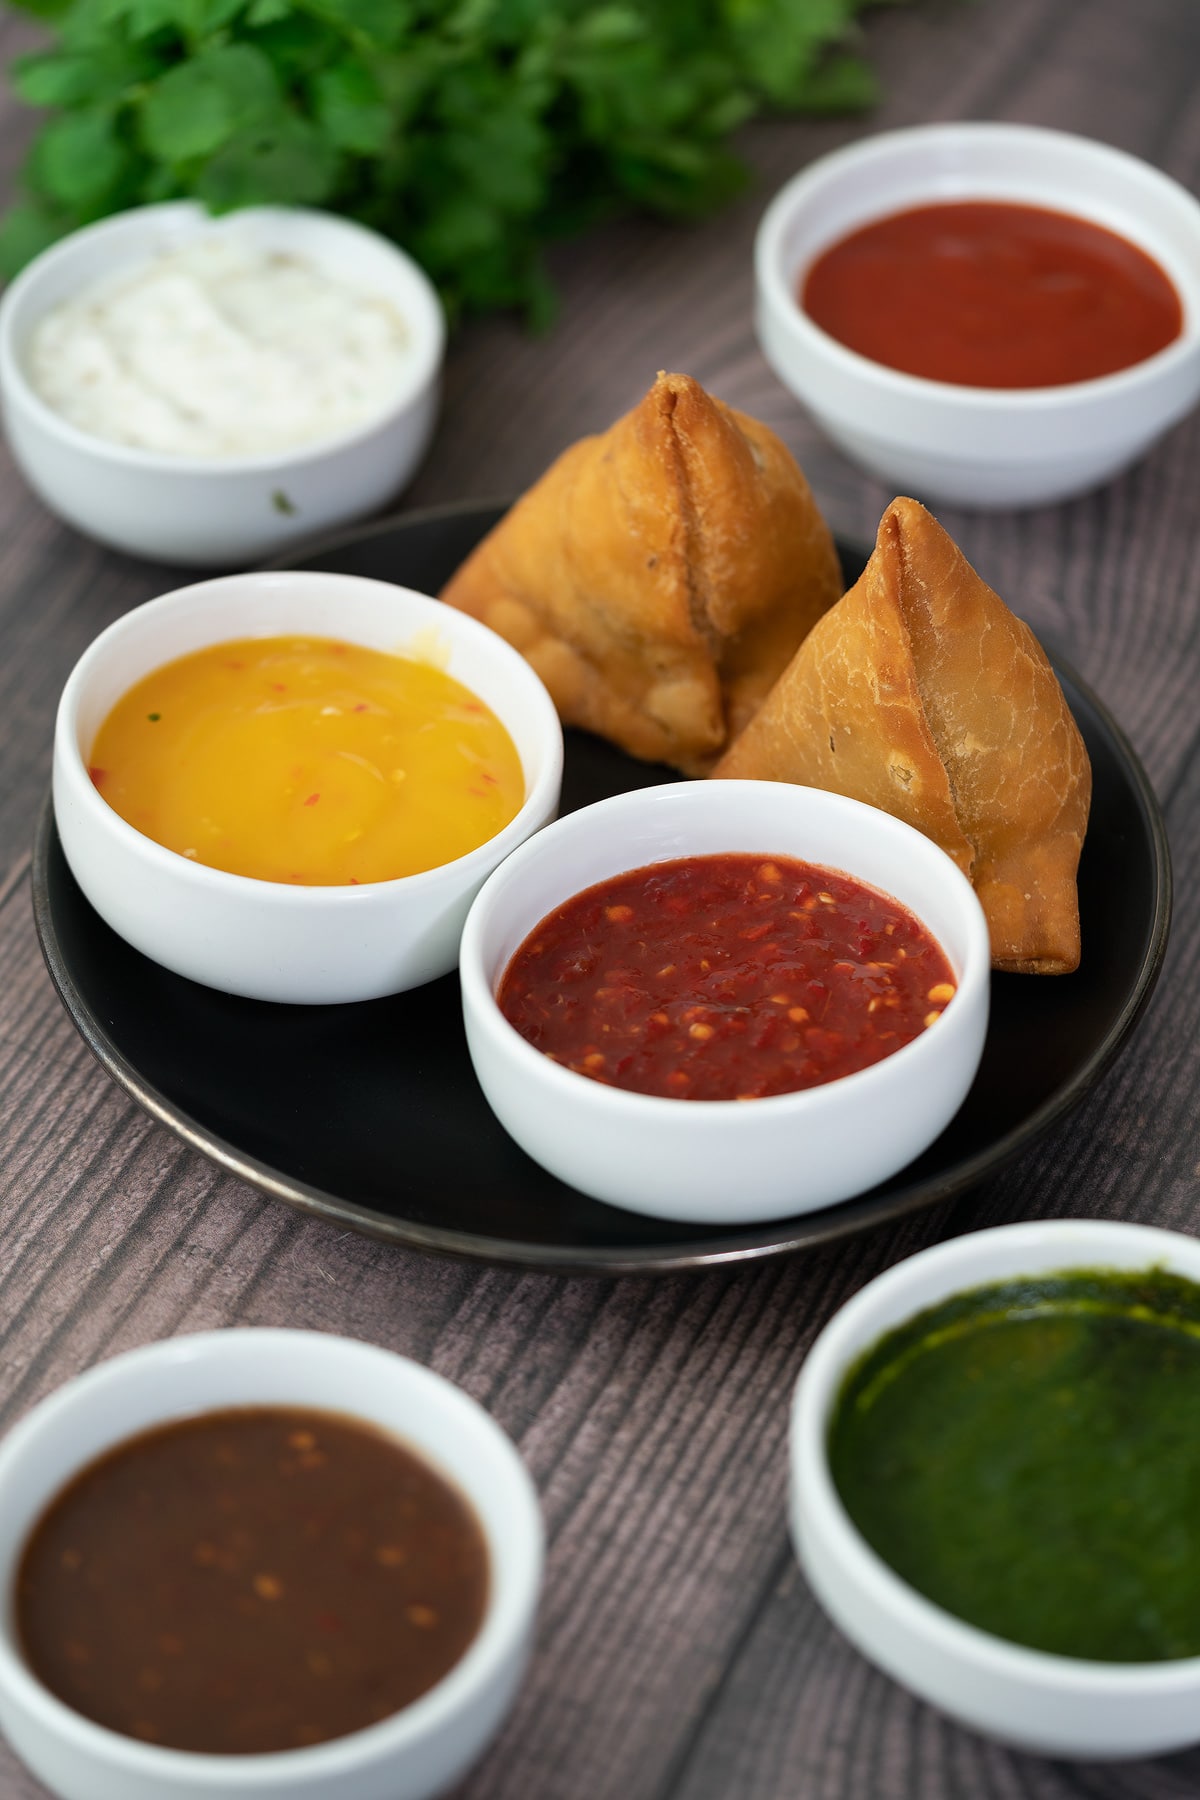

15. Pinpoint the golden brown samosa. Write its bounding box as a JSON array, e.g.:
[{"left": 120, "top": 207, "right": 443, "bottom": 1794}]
[
  {"left": 439, "top": 371, "right": 842, "bottom": 772},
  {"left": 714, "top": 497, "right": 1092, "bottom": 974}
]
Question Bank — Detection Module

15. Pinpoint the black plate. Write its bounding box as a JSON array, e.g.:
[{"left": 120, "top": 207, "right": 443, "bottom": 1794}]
[{"left": 32, "top": 505, "right": 1172, "bottom": 1273}]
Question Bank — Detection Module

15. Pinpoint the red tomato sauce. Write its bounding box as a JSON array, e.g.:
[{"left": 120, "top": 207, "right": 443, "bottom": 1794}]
[
  {"left": 497, "top": 854, "right": 957, "bottom": 1102},
  {"left": 801, "top": 201, "right": 1182, "bottom": 389}
]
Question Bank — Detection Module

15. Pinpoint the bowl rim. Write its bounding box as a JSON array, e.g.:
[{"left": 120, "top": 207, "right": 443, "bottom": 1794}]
[
  {"left": 0, "top": 1327, "right": 544, "bottom": 1783},
  {"left": 459, "top": 777, "right": 992, "bottom": 1121},
  {"left": 0, "top": 200, "right": 446, "bottom": 474},
  {"left": 54, "top": 567, "right": 564, "bottom": 909},
  {"left": 756, "top": 119, "right": 1200, "bottom": 410},
  {"left": 792, "top": 1216, "right": 1200, "bottom": 1694}
]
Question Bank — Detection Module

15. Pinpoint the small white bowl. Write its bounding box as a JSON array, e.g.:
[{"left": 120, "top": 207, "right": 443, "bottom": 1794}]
[
  {"left": 755, "top": 123, "right": 1200, "bottom": 507},
  {"left": 53, "top": 570, "right": 563, "bottom": 1003},
  {"left": 459, "top": 780, "right": 989, "bottom": 1223},
  {"left": 0, "top": 1328, "right": 543, "bottom": 1800},
  {"left": 0, "top": 203, "right": 445, "bottom": 565},
  {"left": 792, "top": 1218, "right": 1200, "bottom": 1759}
]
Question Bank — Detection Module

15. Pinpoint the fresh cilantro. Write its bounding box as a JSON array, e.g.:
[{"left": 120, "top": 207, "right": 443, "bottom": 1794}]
[
  {"left": 1, "top": 0, "right": 914, "bottom": 321},
  {"left": 138, "top": 43, "right": 285, "bottom": 163}
]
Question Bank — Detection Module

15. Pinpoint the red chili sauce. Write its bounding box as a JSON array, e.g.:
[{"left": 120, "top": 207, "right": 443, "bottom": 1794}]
[
  {"left": 16, "top": 1407, "right": 489, "bottom": 1755},
  {"left": 497, "top": 853, "right": 956, "bottom": 1102},
  {"left": 801, "top": 201, "right": 1183, "bottom": 388}
]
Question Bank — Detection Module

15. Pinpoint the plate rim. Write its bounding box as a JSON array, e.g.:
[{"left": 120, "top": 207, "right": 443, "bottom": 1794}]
[{"left": 31, "top": 505, "right": 1174, "bottom": 1274}]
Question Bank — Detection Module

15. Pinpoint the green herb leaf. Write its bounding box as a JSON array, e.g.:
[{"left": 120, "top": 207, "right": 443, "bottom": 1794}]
[
  {"left": 30, "top": 109, "right": 132, "bottom": 208},
  {"left": 0, "top": 202, "right": 70, "bottom": 278},
  {"left": 139, "top": 66, "right": 235, "bottom": 161},
  {"left": 571, "top": 6, "right": 646, "bottom": 50},
  {"left": 13, "top": 51, "right": 105, "bottom": 108},
  {"left": 298, "top": 0, "right": 412, "bottom": 48},
  {"left": 139, "top": 43, "right": 283, "bottom": 162},
  {"left": 199, "top": 0, "right": 247, "bottom": 29},
  {"left": 310, "top": 60, "right": 391, "bottom": 155},
  {"left": 96, "top": 0, "right": 243, "bottom": 40},
  {"left": 723, "top": 0, "right": 867, "bottom": 106},
  {"left": 436, "top": 74, "right": 548, "bottom": 215},
  {"left": 791, "top": 51, "right": 878, "bottom": 113},
  {"left": 1, "top": 0, "right": 918, "bottom": 318},
  {"left": 138, "top": 161, "right": 185, "bottom": 202},
  {"left": 5, "top": 0, "right": 76, "bottom": 21},
  {"left": 197, "top": 111, "right": 337, "bottom": 208},
  {"left": 246, "top": 12, "right": 341, "bottom": 79}
]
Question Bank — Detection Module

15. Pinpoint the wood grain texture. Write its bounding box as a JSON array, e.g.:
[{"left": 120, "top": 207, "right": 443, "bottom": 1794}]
[{"left": 1, "top": 0, "right": 1200, "bottom": 1795}]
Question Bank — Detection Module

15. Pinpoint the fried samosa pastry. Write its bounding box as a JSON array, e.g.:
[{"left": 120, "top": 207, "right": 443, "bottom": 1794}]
[
  {"left": 439, "top": 372, "right": 842, "bottom": 772},
  {"left": 714, "top": 497, "right": 1092, "bottom": 974}
]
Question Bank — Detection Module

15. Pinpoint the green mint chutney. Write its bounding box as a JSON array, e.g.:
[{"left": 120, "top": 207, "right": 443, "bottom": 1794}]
[{"left": 827, "top": 1266, "right": 1200, "bottom": 1662}]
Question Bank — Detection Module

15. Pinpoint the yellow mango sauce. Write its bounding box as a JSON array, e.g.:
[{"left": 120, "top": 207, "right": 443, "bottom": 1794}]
[{"left": 88, "top": 636, "right": 525, "bottom": 886}]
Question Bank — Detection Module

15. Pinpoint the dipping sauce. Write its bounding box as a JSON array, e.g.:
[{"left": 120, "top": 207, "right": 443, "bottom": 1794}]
[
  {"left": 88, "top": 636, "right": 524, "bottom": 886},
  {"left": 15, "top": 1406, "right": 489, "bottom": 1754},
  {"left": 29, "top": 240, "right": 414, "bottom": 456},
  {"left": 829, "top": 1267, "right": 1200, "bottom": 1662},
  {"left": 497, "top": 853, "right": 955, "bottom": 1101},
  {"left": 802, "top": 201, "right": 1183, "bottom": 388}
]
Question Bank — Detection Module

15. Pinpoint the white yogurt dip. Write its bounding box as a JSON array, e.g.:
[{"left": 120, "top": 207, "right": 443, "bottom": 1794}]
[{"left": 27, "top": 238, "right": 415, "bottom": 457}]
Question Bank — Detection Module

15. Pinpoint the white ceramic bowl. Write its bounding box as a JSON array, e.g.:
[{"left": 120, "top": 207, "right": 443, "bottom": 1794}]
[
  {"left": 459, "top": 780, "right": 990, "bottom": 1223},
  {"left": 791, "top": 1217, "right": 1200, "bottom": 1759},
  {"left": 756, "top": 123, "right": 1200, "bottom": 507},
  {"left": 0, "top": 203, "right": 445, "bottom": 565},
  {"left": 53, "top": 569, "right": 563, "bottom": 1003},
  {"left": 0, "top": 1328, "right": 543, "bottom": 1800}
]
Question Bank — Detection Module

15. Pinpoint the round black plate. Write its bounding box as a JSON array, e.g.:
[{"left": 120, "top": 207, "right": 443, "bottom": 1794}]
[{"left": 32, "top": 505, "right": 1172, "bottom": 1273}]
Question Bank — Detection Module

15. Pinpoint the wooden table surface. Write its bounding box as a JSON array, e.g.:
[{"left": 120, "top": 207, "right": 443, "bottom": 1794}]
[{"left": 3, "top": 0, "right": 1200, "bottom": 1793}]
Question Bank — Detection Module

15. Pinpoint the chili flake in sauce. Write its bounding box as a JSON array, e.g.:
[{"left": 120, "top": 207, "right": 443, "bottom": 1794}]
[
  {"left": 497, "top": 854, "right": 956, "bottom": 1101},
  {"left": 16, "top": 1407, "right": 488, "bottom": 1755}
]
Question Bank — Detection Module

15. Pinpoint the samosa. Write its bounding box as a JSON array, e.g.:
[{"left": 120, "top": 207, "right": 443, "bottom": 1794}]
[
  {"left": 439, "top": 372, "right": 842, "bottom": 773},
  {"left": 714, "top": 497, "right": 1091, "bottom": 974}
]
